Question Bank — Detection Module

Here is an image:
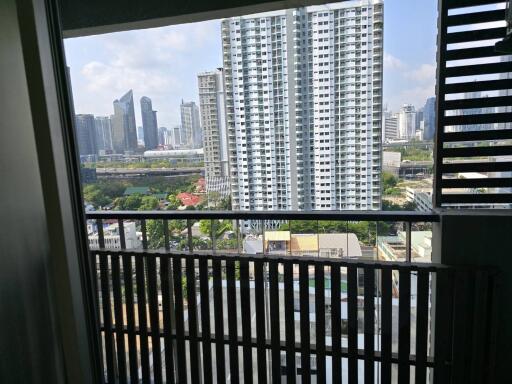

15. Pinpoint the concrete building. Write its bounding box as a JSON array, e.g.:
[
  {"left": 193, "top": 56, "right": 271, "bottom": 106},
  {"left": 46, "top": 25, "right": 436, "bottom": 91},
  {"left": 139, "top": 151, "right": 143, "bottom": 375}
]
[
  {"left": 111, "top": 89, "right": 137, "bottom": 153},
  {"left": 171, "top": 126, "right": 181, "bottom": 147},
  {"left": 423, "top": 96, "right": 436, "bottom": 141},
  {"left": 383, "top": 111, "right": 398, "bottom": 142},
  {"left": 158, "top": 127, "right": 168, "bottom": 146},
  {"left": 94, "top": 116, "right": 112, "bottom": 153},
  {"left": 382, "top": 151, "right": 401, "bottom": 176},
  {"left": 75, "top": 114, "right": 97, "bottom": 155},
  {"left": 198, "top": 69, "right": 230, "bottom": 198},
  {"left": 140, "top": 96, "right": 159, "bottom": 150},
  {"left": 398, "top": 104, "right": 416, "bottom": 140},
  {"left": 180, "top": 100, "right": 202, "bottom": 148},
  {"left": 405, "top": 186, "right": 433, "bottom": 212},
  {"left": 222, "top": 0, "right": 383, "bottom": 216},
  {"left": 88, "top": 221, "right": 140, "bottom": 249}
]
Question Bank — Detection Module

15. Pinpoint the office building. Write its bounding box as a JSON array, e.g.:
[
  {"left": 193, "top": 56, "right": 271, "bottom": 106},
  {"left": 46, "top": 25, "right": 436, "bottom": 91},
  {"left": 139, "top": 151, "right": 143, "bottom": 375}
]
[
  {"left": 383, "top": 110, "right": 398, "bottom": 142},
  {"left": 75, "top": 114, "right": 97, "bottom": 155},
  {"left": 111, "top": 89, "right": 137, "bottom": 153},
  {"left": 140, "top": 96, "right": 159, "bottom": 150},
  {"left": 423, "top": 97, "right": 436, "bottom": 141},
  {"left": 172, "top": 126, "right": 181, "bottom": 147},
  {"left": 180, "top": 100, "right": 202, "bottom": 148},
  {"left": 398, "top": 104, "right": 416, "bottom": 139},
  {"left": 222, "top": 1, "right": 383, "bottom": 213},
  {"left": 198, "top": 69, "right": 230, "bottom": 198},
  {"left": 94, "top": 116, "right": 112, "bottom": 152}
]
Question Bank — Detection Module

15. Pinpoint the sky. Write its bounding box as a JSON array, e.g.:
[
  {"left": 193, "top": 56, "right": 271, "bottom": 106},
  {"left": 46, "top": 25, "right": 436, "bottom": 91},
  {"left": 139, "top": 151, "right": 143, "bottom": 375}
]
[{"left": 64, "top": 0, "right": 438, "bottom": 130}]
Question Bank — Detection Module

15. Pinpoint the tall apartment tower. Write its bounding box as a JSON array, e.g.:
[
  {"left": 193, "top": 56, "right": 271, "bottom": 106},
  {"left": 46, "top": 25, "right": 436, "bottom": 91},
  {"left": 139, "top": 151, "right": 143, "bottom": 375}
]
[
  {"left": 180, "top": 101, "right": 202, "bottom": 148},
  {"left": 112, "top": 90, "right": 137, "bottom": 153},
  {"left": 140, "top": 96, "right": 159, "bottom": 150},
  {"left": 383, "top": 110, "right": 398, "bottom": 142},
  {"left": 75, "top": 114, "right": 97, "bottom": 156},
  {"left": 398, "top": 104, "right": 417, "bottom": 140},
  {"left": 423, "top": 97, "right": 436, "bottom": 141},
  {"left": 94, "top": 116, "right": 112, "bottom": 152},
  {"left": 198, "top": 69, "right": 230, "bottom": 197},
  {"left": 172, "top": 126, "right": 181, "bottom": 147},
  {"left": 222, "top": 0, "right": 383, "bottom": 212}
]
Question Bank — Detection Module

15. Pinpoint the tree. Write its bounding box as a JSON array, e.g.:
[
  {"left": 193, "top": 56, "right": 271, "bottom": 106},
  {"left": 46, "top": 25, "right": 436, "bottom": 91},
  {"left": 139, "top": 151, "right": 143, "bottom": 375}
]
[
  {"left": 383, "top": 171, "right": 398, "bottom": 190},
  {"left": 138, "top": 196, "right": 159, "bottom": 211},
  {"left": 199, "top": 219, "right": 233, "bottom": 239},
  {"left": 167, "top": 194, "right": 181, "bottom": 210},
  {"left": 219, "top": 196, "right": 232, "bottom": 210},
  {"left": 83, "top": 184, "right": 110, "bottom": 208},
  {"left": 146, "top": 219, "right": 165, "bottom": 248},
  {"left": 115, "top": 194, "right": 143, "bottom": 210}
]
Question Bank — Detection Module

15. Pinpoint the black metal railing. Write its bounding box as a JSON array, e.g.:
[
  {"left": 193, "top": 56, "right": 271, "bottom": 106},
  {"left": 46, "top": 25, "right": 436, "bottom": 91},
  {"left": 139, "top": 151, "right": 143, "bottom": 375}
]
[{"left": 85, "top": 211, "right": 498, "bottom": 383}]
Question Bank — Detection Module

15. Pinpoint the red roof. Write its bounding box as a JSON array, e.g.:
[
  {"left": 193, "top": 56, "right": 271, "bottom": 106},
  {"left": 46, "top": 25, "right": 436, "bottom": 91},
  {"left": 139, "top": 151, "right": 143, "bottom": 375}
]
[{"left": 176, "top": 192, "right": 202, "bottom": 206}]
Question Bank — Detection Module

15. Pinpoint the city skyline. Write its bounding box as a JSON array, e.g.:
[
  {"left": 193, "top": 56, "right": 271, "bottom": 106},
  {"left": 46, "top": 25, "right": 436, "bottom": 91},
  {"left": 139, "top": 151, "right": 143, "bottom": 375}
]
[{"left": 63, "top": 0, "right": 438, "bottom": 130}]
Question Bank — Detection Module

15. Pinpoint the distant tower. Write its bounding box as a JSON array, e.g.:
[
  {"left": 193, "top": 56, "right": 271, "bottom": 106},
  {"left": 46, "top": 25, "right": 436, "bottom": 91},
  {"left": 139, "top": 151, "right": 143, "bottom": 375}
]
[
  {"left": 140, "top": 96, "right": 159, "bottom": 150},
  {"left": 75, "top": 114, "right": 97, "bottom": 155},
  {"left": 398, "top": 104, "right": 417, "bottom": 139},
  {"left": 111, "top": 90, "right": 137, "bottom": 153},
  {"left": 94, "top": 116, "right": 112, "bottom": 152},
  {"left": 198, "top": 68, "right": 230, "bottom": 198},
  {"left": 423, "top": 97, "right": 436, "bottom": 141},
  {"left": 180, "top": 100, "right": 201, "bottom": 148}
]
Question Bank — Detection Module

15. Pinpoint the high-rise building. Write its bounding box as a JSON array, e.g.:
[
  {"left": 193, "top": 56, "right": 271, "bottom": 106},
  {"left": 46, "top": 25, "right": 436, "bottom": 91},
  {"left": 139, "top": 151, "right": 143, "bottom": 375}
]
[
  {"left": 222, "top": 1, "right": 383, "bottom": 213},
  {"left": 398, "top": 104, "right": 417, "bottom": 140},
  {"left": 158, "top": 127, "right": 168, "bottom": 146},
  {"left": 180, "top": 101, "right": 202, "bottom": 148},
  {"left": 450, "top": 91, "right": 495, "bottom": 132},
  {"left": 198, "top": 69, "right": 230, "bottom": 198},
  {"left": 140, "top": 96, "right": 159, "bottom": 150},
  {"left": 75, "top": 114, "right": 97, "bottom": 156},
  {"left": 172, "top": 126, "right": 181, "bottom": 147},
  {"left": 423, "top": 97, "right": 436, "bottom": 141},
  {"left": 94, "top": 116, "right": 112, "bottom": 152},
  {"left": 383, "top": 111, "right": 398, "bottom": 142},
  {"left": 111, "top": 90, "right": 137, "bottom": 153}
]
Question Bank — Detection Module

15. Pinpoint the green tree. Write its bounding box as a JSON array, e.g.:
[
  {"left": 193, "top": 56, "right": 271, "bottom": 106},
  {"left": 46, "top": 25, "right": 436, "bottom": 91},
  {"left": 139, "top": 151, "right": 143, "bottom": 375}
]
[
  {"left": 167, "top": 194, "right": 181, "bottom": 210},
  {"left": 383, "top": 171, "right": 398, "bottom": 190},
  {"left": 139, "top": 196, "right": 159, "bottom": 211},
  {"left": 115, "top": 194, "right": 143, "bottom": 210},
  {"left": 199, "top": 219, "right": 233, "bottom": 239},
  {"left": 83, "top": 184, "right": 110, "bottom": 208}
]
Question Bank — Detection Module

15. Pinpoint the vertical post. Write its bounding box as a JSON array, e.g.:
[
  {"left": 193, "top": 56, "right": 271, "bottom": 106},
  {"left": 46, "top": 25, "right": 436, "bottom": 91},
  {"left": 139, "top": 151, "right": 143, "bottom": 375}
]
[
  {"left": 211, "top": 219, "right": 216, "bottom": 253},
  {"left": 405, "top": 221, "right": 412, "bottom": 263},
  {"left": 187, "top": 219, "right": 193, "bottom": 253}
]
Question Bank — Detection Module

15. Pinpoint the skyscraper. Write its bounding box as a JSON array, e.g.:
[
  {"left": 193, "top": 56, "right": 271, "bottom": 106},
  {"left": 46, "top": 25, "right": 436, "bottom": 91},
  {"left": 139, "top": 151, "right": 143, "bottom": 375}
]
[
  {"left": 111, "top": 90, "right": 137, "bottom": 153},
  {"left": 75, "top": 114, "right": 97, "bottom": 156},
  {"left": 398, "top": 104, "right": 417, "bottom": 140},
  {"left": 158, "top": 127, "right": 168, "bottom": 146},
  {"left": 172, "top": 126, "right": 181, "bottom": 147},
  {"left": 222, "top": 0, "right": 383, "bottom": 212},
  {"left": 198, "top": 69, "right": 230, "bottom": 197},
  {"left": 140, "top": 96, "right": 159, "bottom": 150},
  {"left": 383, "top": 110, "right": 398, "bottom": 142},
  {"left": 94, "top": 116, "right": 112, "bottom": 152},
  {"left": 423, "top": 97, "right": 436, "bottom": 141},
  {"left": 180, "top": 101, "right": 201, "bottom": 148}
]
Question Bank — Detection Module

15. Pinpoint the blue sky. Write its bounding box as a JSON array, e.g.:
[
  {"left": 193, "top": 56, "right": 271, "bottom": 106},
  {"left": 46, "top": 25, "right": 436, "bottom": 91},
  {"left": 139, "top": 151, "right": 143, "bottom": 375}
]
[{"left": 64, "top": 0, "right": 438, "bottom": 129}]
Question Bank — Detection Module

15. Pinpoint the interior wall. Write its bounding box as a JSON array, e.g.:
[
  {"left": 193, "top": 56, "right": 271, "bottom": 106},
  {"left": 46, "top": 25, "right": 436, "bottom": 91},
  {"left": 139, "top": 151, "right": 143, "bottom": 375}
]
[
  {"left": 0, "top": 0, "right": 64, "bottom": 381},
  {"left": 434, "top": 211, "right": 512, "bottom": 382}
]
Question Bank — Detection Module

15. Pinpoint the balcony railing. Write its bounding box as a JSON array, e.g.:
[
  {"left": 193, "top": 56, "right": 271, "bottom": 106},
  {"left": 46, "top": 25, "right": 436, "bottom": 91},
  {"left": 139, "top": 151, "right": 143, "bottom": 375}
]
[{"left": 86, "top": 211, "right": 498, "bottom": 383}]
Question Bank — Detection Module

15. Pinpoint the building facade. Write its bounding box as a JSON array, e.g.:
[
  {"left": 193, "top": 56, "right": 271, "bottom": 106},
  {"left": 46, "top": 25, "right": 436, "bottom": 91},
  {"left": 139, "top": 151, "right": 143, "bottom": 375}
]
[
  {"left": 222, "top": 0, "right": 383, "bottom": 213},
  {"left": 140, "top": 96, "right": 159, "bottom": 150},
  {"left": 180, "top": 101, "right": 202, "bottom": 148},
  {"left": 398, "top": 104, "right": 416, "bottom": 140},
  {"left": 198, "top": 69, "right": 230, "bottom": 198},
  {"left": 94, "top": 116, "right": 112, "bottom": 153},
  {"left": 111, "top": 89, "right": 138, "bottom": 153},
  {"left": 383, "top": 109, "right": 398, "bottom": 142},
  {"left": 423, "top": 96, "right": 436, "bottom": 141},
  {"left": 75, "top": 114, "right": 97, "bottom": 156}
]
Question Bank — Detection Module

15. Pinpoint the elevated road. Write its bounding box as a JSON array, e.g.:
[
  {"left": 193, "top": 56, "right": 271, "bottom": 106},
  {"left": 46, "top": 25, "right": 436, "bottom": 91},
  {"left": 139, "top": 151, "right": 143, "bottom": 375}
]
[{"left": 96, "top": 167, "right": 203, "bottom": 178}]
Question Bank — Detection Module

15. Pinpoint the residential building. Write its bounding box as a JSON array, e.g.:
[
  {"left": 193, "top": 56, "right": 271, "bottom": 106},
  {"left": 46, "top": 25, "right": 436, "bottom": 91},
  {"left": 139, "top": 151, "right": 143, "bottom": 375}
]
[
  {"left": 398, "top": 104, "right": 416, "bottom": 139},
  {"left": 111, "top": 89, "right": 137, "bottom": 153},
  {"left": 140, "top": 96, "right": 159, "bottom": 150},
  {"left": 158, "top": 126, "right": 168, "bottom": 146},
  {"left": 423, "top": 96, "right": 436, "bottom": 140},
  {"left": 172, "top": 125, "right": 181, "bottom": 147},
  {"left": 88, "top": 221, "right": 140, "bottom": 249},
  {"left": 222, "top": 0, "right": 383, "bottom": 215},
  {"left": 383, "top": 110, "right": 398, "bottom": 142},
  {"left": 75, "top": 114, "right": 97, "bottom": 155},
  {"left": 180, "top": 100, "right": 202, "bottom": 148},
  {"left": 198, "top": 68, "right": 230, "bottom": 198},
  {"left": 94, "top": 116, "right": 112, "bottom": 153}
]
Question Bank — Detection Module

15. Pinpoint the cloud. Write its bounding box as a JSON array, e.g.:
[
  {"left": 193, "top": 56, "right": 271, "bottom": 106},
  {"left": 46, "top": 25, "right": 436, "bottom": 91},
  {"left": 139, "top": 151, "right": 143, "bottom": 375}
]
[
  {"left": 405, "top": 64, "right": 436, "bottom": 83},
  {"left": 383, "top": 52, "right": 405, "bottom": 70}
]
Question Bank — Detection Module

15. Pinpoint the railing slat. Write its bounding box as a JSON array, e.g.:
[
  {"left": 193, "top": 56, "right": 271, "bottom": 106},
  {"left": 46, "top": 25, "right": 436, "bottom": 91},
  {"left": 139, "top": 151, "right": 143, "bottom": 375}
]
[
  {"left": 212, "top": 259, "right": 226, "bottom": 383},
  {"left": 433, "top": 269, "right": 454, "bottom": 384},
  {"left": 316, "top": 263, "right": 326, "bottom": 383},
  {"left": 470, "top": 271, "right": 489, "bottom": 384},
  {"left": 122, "top": 253, "right": 138, "bottom": 383},
  {"left": 299, "top": 261, "right": 311, "bottom": 381},
  {"left": 172, "top": 256, "right": 187, "bottom": 383},
  {"left": 99, "top": 253, "right": 116, "bottom": 384},
  {"left": 398, "top": 268, "right": 411, "bottom": 384},
  {"left": 147, "top": 255, "right": 162, "bottom": 384},
  {"left": 226, "top": 259, "right": 239, "bottom": 382},
  {"left": 284, "top": 261, "right": 296, "bottom": 383},
  {"left": 269, "top": 260, "right": 281, "bottom": 383},
  {"left": 240, "top": 259, "right": 253, "bottom": 383},
  {"left": 451, "top": 271, "right": 472, "bottom": 384},
  {"left": 415, "top": 270, "right": 430, "bottom": 384},
  {"left": 364, "top": 267, "right": 375, "bottom": 384},
  {"left": 331, "top": 265, "right": 342, "bottom": 384},
  {"left": 347, "top": 266, "right": 358, "bottom": 382},
  {"left": 199, "top": 257, "right": 212, "bottom": 384},
  {"left": 186, "top": 256, "right": 200, "bottom": 384},
  {"left": 111, "top": 253, "right": 127, "bottom": 383},
  {"left": 160, "top": 256, "right": 175, "bottom": 384},
  {"left": 380, "top": 268, "right": 392, "bottom": 384},
  {"left": 135, "top": 254, "right": 150, "bottom": 382},
  {"left": 254, "top": 260, "right": 267, "bottom": 383}
]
